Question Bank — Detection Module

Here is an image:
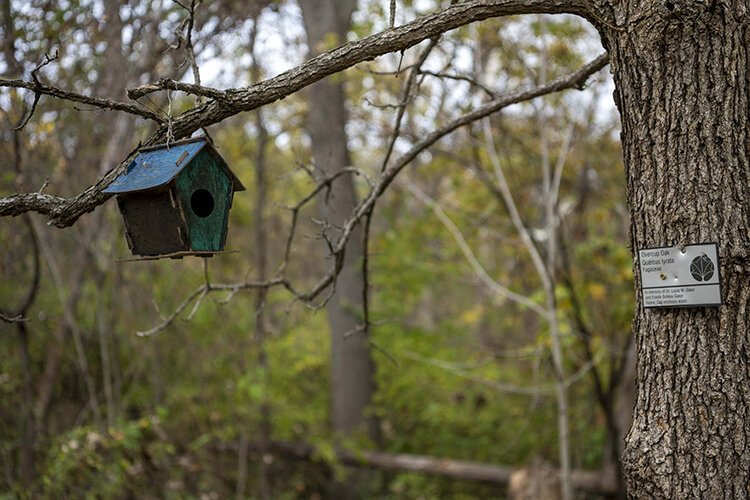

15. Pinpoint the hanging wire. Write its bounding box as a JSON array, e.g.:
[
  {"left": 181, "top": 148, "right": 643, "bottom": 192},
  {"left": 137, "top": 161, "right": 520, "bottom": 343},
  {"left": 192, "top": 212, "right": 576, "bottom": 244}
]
[
  {"left": 166, "top": 89, "right": 174, "bottom": 148},
  {"left": 142, "top": 94, "right": 170, "bottom": 121}
]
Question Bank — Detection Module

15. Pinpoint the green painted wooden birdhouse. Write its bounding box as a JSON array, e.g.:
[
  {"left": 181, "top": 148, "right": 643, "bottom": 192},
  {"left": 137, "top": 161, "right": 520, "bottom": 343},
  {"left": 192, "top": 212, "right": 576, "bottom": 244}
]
[{"left": 104, "top": 137, "right": 245, "bottom": 259}]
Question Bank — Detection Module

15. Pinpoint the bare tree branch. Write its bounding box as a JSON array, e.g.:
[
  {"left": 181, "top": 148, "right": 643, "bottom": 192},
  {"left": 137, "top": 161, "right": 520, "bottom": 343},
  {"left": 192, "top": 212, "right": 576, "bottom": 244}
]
[
  {"left": 0, "top": 312, "right": 28, "bottom": 323},
  {"left": 12, "top": 51, "right": 59, "bottom": 130},
  {"left": 134, "top": 54, "right": 609, "bottom": 332},
  {"left": 181, "top": 0, "right": 202, "bottom": 91},
  {"left": 127, "top": 78, "right": 228, "bottom": 101},
  {"left": 403, "top": 177, "right": 549, "bottom": 316},
  {"left": 381, "top": 37, "right": 439, "bottom": 172},
  {"left": 179, "top": 0, "right": 597, "bottom": 130},
  {"left": 136, "top": 277, "right": 289, "bottom": 337},
  {"left": 0, "top": 0, "right": 601, "bottom": 228},
  {"left": 129, "top": 0, "right": 214, "bottom": 107},
  {"left": 0, "top": 192, "right": 66, "bottom": 218},
  {"left": 419, "top": 69, "right": 499, "bottom": 98},
  {"left": 333, "top": 53, "right": 609, "bottom": 258},
  {"left": 402, "top": 349, "right": 604, "bottom": 395},
  {"left": 0, "top": 77, "right": 164, "bottom": 123}
]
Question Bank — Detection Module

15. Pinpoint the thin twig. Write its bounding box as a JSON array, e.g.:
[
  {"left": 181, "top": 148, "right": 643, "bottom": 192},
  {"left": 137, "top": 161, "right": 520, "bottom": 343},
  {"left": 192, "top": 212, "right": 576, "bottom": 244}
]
[
  {"left": 137, "top": 278, "right": 288, "bottom": 337},
  {"left": 1, "top": 50, "right": 163, "bottom": 124},
  {"left": 419, "top": 69, "right": 498, "bottom": 98},
  {"left": 403, "top": 177, "right": 548, "bottom": 317},
  {"left": 187, "top": 259, "right": 211, "bottom": 320},
  {"left": 137, "top": 287, "right": 205, "bottom": 337},
  {"left": 381, "top": 38, "right": 440, "bottom": 172},
  {"left": 0, "top": 313, "right": 28, "bottom": 323},
  {"left": 402, "top": 349, "right": 604, "bottom": 395},
  {"left": 360, "top": 210, "right": 374, "bottom": 340}
]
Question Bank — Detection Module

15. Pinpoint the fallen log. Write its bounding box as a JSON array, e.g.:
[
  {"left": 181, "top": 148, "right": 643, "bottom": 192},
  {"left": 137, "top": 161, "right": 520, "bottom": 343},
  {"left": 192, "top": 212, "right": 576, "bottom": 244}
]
[{"left": 217, "top": 440, "right": 617, "bottom": 496}]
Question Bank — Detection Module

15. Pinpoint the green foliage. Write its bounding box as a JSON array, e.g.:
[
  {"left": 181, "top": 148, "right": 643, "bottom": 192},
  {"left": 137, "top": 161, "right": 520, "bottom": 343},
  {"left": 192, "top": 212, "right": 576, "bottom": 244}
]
[
  {"left": 40, "top": 417, "right": 180, "bottom": 499},
  {"left": 0, "top": 1, "right": 630, "bottom": 498}
]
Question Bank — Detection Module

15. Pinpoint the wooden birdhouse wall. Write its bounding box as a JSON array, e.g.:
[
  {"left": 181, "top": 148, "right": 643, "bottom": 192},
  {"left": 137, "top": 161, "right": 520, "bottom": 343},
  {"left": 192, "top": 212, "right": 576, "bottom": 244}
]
[
  {"left": 117, "top": 188, "right": 189, "bottom": 256},
  {"left": 173, "top": 149, "right": 233, "bottom": 252}
]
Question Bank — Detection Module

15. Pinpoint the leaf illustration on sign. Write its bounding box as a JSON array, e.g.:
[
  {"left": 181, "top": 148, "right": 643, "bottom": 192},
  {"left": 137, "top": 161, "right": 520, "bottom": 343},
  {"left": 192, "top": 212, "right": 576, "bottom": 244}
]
[{"left": 690, "top": 254, "right": 715, "bottom": 282}]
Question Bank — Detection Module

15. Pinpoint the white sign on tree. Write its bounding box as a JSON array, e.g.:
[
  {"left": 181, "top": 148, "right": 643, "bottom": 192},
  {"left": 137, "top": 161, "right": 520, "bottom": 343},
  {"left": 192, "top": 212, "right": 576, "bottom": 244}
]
[{"left": 638, "top": 243, "right": 722, "bottom": 308}]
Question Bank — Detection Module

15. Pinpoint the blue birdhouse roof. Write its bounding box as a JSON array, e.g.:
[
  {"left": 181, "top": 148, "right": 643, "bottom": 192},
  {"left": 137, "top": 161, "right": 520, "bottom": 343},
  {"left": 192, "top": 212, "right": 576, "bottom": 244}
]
[{"left": 103, "top": 137, "right": 245, "bottom": 194}]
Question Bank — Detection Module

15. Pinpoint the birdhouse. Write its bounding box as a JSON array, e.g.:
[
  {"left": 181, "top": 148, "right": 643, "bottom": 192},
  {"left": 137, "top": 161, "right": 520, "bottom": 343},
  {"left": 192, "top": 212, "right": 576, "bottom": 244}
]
[{"left": 104, "top": 137, "right": 245, "bottom": 259}]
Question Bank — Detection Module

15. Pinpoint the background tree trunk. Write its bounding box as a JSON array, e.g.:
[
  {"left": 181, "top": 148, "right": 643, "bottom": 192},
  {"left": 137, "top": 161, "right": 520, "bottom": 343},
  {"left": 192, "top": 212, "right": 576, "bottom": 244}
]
[
  {"left": 299, "top": 0, "right": 380, "bottom": 497},
  {"left": 604, "top": 6, "right": 750, "bottom": 498}
]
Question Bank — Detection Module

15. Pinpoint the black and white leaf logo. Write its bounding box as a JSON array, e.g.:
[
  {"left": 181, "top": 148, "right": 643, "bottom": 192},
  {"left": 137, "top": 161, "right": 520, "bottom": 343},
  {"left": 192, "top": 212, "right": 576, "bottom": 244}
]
[{"left": 690, "top": 254, "right": 715, "bottom": 282}]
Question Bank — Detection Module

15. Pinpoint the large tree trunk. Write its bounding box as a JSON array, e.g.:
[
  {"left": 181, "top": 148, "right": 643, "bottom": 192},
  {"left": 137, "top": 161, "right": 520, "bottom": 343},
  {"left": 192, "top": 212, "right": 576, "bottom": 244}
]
[
  {"left": 603, "top": 6, "right": 750, "bottom": 498},
  {"left": 298, "top": 2, "right": 380, "bottom": 497}
]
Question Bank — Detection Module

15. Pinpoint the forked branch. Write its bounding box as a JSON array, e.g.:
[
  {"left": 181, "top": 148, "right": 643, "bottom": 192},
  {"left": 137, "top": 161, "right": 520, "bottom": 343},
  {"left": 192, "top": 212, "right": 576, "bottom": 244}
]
[
  {"left": 0, "top": 0, "right": 603, "bottom": 228},
  {"left": 137, "top": 54, "right": 609, "bottom": 334},
  {"left": 0, "top": 77, "right": 164, "bottom": 124}
]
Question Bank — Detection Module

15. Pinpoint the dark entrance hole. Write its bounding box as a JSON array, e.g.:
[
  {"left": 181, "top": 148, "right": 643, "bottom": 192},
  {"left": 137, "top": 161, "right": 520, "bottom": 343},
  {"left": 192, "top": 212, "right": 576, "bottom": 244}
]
[{"left": 190, "top": 189, "right": 214, "bottom": 218}]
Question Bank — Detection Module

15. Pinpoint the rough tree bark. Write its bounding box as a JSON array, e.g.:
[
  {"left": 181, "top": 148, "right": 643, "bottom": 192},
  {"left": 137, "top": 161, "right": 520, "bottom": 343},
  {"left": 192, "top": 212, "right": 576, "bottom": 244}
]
[
  {"left": 600, "top": 4, "right": 750, "bottom": 498},
  {"left": 299, "top": 0, "right": 381, "bottom": 497}
]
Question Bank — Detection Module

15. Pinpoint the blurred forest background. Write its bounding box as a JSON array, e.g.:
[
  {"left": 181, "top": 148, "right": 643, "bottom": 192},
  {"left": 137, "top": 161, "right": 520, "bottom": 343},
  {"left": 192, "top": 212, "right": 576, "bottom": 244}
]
[{"left": 0, "top": 0, "right": 633, "bottom": 498}]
